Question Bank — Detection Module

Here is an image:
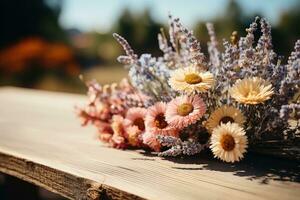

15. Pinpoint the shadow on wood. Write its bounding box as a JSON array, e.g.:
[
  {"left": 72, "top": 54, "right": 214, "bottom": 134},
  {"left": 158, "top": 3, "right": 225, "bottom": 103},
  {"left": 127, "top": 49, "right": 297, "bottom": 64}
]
[{"left": 138, "top": 150, "right": 300, "bottom": 184}]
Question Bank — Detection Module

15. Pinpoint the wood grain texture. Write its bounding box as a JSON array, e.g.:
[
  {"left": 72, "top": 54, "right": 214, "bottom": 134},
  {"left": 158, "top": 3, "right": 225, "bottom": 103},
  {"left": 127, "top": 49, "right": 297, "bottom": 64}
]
[{"left": 0, "top": 87, "right": 299, "bottom": 200}]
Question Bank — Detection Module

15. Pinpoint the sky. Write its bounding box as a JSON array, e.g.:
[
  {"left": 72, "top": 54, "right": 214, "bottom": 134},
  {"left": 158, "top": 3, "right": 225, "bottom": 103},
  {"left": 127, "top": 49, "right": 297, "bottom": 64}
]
[{"left": 59, "top": 0, "right": 299, "bottom": 32}]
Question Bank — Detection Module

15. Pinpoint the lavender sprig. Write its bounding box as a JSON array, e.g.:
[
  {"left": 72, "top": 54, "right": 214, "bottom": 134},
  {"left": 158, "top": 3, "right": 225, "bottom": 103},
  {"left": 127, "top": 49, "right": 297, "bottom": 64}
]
[
  {"left": 174, "top": 19, "right": 206, "bottom": 68},
  {"left": 206, "top": 23, "right": 221, "bottom": 68},
  {"left": 113, "top": 33, "right": 138, "bottom": 64},
  {"left": 157, "top": 135, "right": 206, "bottom": 157}
]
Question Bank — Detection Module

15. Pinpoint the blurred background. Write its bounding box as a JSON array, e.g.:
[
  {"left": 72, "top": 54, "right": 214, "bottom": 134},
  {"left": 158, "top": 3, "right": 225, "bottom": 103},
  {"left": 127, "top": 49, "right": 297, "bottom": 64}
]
[{"left": 0, "top": 0, "right": 299, "bottom": 94}]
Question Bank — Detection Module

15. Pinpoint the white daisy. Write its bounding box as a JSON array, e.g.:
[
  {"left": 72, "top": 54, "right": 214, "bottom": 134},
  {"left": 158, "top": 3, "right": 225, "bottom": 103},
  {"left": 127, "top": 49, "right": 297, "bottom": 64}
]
[{"left": 210, "top": 123, "right": 248, "bottom": 163}]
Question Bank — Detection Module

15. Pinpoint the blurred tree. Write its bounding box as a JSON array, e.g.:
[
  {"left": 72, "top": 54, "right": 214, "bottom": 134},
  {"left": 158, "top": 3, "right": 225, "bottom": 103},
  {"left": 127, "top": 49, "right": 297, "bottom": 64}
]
[
  {"left": 193, "top": 0, "right": 300, "bottom": 59},
  {"left": 216, "top": 0, "right": 245, "bottom": 36},
  {"left": 0, "top": 0, "right": 81, "bottom": 90},
  {"left": 65, "top": 0, "right": 300, "bottom": 67},
  {"left": 113, "top": 8, "right": 164, "bottom": 56},
  {"left": 194, "top": 0, "right": 247, "bottom": 54},
  {"left": 0, "top": 0, "right": 297, "bottom": 92},
  {"left": 0, "top": 0, "right": 67, "bottom": 49},
  {"left": 113, "top": 9, "right": 136, "bottom": 49},
  {"left": 0, "top": 37, "right": 79, "bottom": 87},
  {"left": 273, "top": 2, "right": 300, "bottom": 57}
]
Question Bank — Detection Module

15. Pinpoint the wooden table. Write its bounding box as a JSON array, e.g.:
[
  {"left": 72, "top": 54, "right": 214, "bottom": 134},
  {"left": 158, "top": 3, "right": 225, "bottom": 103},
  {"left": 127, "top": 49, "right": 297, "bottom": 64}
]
[{"left": 0, "top": 87, "right": 299, "bottom": 200}]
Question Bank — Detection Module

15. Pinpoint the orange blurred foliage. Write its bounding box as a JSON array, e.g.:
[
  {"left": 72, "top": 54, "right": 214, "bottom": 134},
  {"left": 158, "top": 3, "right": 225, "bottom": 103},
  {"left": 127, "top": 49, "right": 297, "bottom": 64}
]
[{"left": 0, "top": 37, "right": 79, "bottom": 75}]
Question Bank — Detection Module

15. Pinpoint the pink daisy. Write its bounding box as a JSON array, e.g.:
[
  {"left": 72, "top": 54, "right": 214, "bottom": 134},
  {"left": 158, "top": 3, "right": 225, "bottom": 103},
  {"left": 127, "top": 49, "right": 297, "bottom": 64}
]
[
  {"left": 143, "top": 102, "right": 179, "bottom": 151},
  {"left": 122, "top": 107, "right": 147, "bottom": 147},
  {"left": 145, "top": 102, "right": 177, "bottom": 136},
  {"left": 95, "top": 121, "right": 112, "bottom": 133},
  {"left": 99, "top": 133, "right": 113, "bottom": 143},
  {"left": 94, "top": 121, "right": 113, "bottom": 143},
  {"left": 142, "top": 131, "right": 161, "bottom": 152},
  {"left": 165, "top": 95, "right": 206, "bottom": 129},
  {"left": 123, "top": 107, "right": 147, "bottom": 132}
]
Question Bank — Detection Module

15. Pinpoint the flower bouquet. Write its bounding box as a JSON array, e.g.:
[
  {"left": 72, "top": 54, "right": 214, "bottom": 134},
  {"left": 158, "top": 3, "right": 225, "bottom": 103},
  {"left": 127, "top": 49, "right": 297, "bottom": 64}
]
[{"left": 76, "top": 15, "right": 299, "bottom": 163}]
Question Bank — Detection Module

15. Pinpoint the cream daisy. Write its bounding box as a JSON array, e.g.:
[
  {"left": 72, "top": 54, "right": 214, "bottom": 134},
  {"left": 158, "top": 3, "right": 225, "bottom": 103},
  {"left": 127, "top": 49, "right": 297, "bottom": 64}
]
[
  {"left": 206, "top": 105, "right": 245, "bottom": 133},
  {"left": 123, "top": 107, "right": 147, "bottom": 132},
  {"left": 210, "top": 123, "right": 248, "bottom": 163},
  {"left": 229, "top": 77, "right": 274, "bottom": 105},
  {"left": 126, "top": 126, "right": 142, "bottom": 147},
  {"left": 168, "top": 65, "right": 214, "bottom": 93},
  {"left": 165, "top": 95, "right": 206, "bottom": 129},
  {"left": 145, "top": 102, "right": 177, "bottom": 136}
]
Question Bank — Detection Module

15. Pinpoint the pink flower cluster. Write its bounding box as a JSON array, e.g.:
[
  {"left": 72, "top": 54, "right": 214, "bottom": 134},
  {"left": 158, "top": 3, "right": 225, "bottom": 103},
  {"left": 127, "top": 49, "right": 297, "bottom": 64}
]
[{"left": 76, "top": 79, "right": 206, "bottom": 151}]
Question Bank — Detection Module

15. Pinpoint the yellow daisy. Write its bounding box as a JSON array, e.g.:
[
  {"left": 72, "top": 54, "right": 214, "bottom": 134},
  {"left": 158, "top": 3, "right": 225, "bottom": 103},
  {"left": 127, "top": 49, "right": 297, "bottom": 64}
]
[
  {"left": 229, "top": 77, "right": 274, "bottom": 105},
  {"left": 206, "top": 105, "right": 245, "bottom": 133},
  {"left": 168, "top": 65, "right": 214, "bottom": 93},
  {"left": 210, "top": 123, "right": 248, "bottom": 163}
]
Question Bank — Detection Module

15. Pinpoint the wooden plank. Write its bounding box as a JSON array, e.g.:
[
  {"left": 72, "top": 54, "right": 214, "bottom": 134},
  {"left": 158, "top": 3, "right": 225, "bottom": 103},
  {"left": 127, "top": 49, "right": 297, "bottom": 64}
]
[{"left": 0, "top": 87, "right": 299, "bottom": 200}]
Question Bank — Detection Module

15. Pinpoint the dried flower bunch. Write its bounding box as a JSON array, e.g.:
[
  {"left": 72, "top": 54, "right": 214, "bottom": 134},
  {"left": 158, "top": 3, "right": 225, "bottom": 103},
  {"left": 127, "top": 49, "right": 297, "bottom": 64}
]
[{"left": 76, "top": 15, "right": 300, "bottom": 163}]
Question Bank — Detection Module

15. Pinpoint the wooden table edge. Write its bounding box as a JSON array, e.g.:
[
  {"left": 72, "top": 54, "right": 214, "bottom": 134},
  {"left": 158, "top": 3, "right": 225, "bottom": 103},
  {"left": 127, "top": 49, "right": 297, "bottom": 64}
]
[{"left": 0, "top": 151, "right": 145, "bottom": 200}]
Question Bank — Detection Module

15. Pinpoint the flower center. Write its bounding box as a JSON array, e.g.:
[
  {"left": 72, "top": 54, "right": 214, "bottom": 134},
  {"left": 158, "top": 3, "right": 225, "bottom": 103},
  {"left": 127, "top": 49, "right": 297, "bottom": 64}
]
[
  {"left": 220, "top": 134, "right": 235, "bottom": 151},
  {"left": 184, "top": 73, "right": 202, "bottom": 84},
  {"left": 177, "top": 103, "right": 194, "bottom": 116},
  {"left": 154, "top": 113, "right": 168, "bottom": 129},
  {"left": 246, "top": 90, "right": 259, "bottom": 97},
  {"left": 133, "top": 118, "right": 145, "bottom": 131},
  {"left": 219, "top": 116, "right": 235, "bottom": 125}
]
